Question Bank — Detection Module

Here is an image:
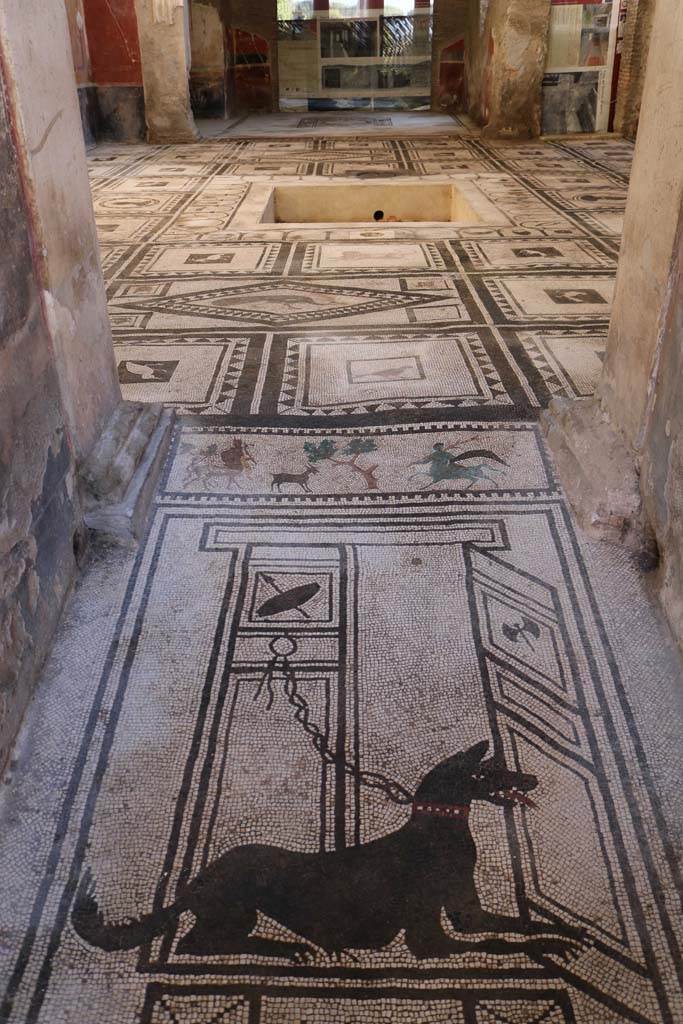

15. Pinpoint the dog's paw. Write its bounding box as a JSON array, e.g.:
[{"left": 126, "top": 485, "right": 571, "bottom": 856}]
[
  {"left": 291, "top": 947, "right": 319, "bottom": 966},
  {"left": 323, "top": 949, "right": 360, "bottom": 965},
  {"left": 526, "top": 936, "right": 587, "bottom": 963},
  {"left": 406, "top": 941, "right": 462, "bottom": 961}
]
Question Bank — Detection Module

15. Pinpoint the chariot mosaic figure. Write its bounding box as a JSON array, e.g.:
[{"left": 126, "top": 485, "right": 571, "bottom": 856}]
[{"left": 182, "top": 437, "right": 256, "bottom": 490}]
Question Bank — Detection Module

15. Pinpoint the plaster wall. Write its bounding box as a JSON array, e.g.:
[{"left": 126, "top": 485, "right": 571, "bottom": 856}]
[
  {"left": 0, "top": 56, "right": 80, "bottom": 772},
  {"left": 134, "top": 0, "right": 199, "bottom": 141},
  {"left": 192, "top": 0, "right": 225, "bottom": 69},
  {"left": 599, "top": 0, "right": 682, "bottom": 447},
  {"left": 0, "top": 0, "right": 121, "bottom": 462}
]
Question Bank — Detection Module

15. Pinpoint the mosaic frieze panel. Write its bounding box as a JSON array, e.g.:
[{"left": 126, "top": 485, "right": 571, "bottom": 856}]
[{"left": 161, "top": 422, "right": 553, "bottom": 499}]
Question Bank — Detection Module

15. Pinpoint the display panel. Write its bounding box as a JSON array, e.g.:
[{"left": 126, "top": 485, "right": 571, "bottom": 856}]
[
  {"left": 542, "top": 0, "right": 622, "bottom": 133},
  {"left": 277, "top": 0, "right": 433, "bottom": 111}
]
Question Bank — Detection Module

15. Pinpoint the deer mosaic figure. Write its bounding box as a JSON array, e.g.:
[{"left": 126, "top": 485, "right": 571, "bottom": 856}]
[{"left": 271, "top": 465, "right": 319, "bottom": 493}]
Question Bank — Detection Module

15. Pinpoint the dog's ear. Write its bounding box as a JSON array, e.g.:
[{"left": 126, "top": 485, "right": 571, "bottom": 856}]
[{"left": 464, "top": 739, "right": 489, "bottom": 762}]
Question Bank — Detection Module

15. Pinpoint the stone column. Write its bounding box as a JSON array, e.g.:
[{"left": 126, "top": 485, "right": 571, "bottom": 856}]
[
  {"left": 190, "top": 0, "right": 227, "bottom": 117},
  {"left": 0, "top": 0, "right": 121, "bottom": 461},
  {"left": 0, "top": 0, "right": 175, "bottom": 770},
  {"left": 468, "top": 0, "right": 552, "bottom": 138},
  {"left": 0, "top": 0, "right": 123, "bottom": 767},
  {"left": 135, "top": 0, "right": 199, "bottom": 142},
  {"left": 220, "top": 0, "right": 279, "bottom": 115},
  {"left": 600, "top": 0, "right": 682, "bottom": 446},
  {"left": 613, "top": 0, "right": 656, "bottom": 141},
  {"left": 542, "top": 0, "right": 683, "bottom": 648}
]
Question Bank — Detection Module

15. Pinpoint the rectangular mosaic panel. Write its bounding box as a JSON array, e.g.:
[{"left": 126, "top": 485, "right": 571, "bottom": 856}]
[{"left": 3, "top": 423, "right": 681, "bottom": 1024}]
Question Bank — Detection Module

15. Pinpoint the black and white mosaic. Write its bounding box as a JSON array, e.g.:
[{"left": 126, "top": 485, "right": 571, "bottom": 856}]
[
  {"left": 89, "top": 131, "right": 623, "bottom": 421},
  {"left": 1, "top": 125, "right": 682, "bottom": 1024},
  {"left": 1, "top": 420, "right": 682, "bottom": 1024}
]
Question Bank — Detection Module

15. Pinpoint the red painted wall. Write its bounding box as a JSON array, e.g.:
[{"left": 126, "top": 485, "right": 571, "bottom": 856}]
[
  {"left": 437, "top": 37, "right": 466, "bottom": 110},
  {"left": 82, "top": 0, "right": 143, "bottom": 86},
  {"left": 229, "top": 29, "right": 273, "bottom": 113}
]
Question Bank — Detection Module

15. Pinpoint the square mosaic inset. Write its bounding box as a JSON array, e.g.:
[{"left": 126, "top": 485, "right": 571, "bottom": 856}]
[
  {"left": 114, "top": 339, "right": 250, "bottom": 413},
  {"left": 477, "top": 276, "right": 614, "bottom": 323},
  {"left": 301, "top": 241, "right": 455, "bottom": 272},
  {"left": 275, "top": 333, "right": 512, "bottom": 415},
  {"left": 514, "top": 327, "right": 607, "bottom": 399}
]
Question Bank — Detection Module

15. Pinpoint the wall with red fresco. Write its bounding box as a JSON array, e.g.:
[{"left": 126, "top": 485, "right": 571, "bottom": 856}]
[
  {"left": 436, "top": 38, "right": 466, "bottom": 110},
  {"left": 229, "top": 28, "right": 274, "bottom": 112},
  {"left": 220, "top": 0, "right": 278, "bottom": 114},
  {"left": 432, "top": 0, "right": 467, "bottom": 111},
  {"left": 81, "top": 0, "right": 143, "bottom": 86}
]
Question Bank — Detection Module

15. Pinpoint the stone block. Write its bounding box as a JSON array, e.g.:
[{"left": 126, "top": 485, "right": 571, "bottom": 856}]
[{"left": 541, "top": 396, "right": 645, "bottom": 549}]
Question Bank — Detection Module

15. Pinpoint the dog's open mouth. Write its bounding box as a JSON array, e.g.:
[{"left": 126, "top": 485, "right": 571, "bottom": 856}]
[
  {"left": 477, "top": 762, "right": 539, "bottom": 809},
  {"left": 499, "top": 787, "right": 537, "bottom": 809}
]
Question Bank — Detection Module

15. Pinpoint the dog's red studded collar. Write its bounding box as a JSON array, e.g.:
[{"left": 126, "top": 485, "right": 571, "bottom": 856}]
[{"left": 412, "top": 801, "right": 470, "bottom": 825}]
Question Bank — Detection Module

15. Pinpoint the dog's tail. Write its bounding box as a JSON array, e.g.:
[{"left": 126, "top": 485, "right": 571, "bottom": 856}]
[{"left": 71, "top": 868, "right": 181, "bottom": 951}]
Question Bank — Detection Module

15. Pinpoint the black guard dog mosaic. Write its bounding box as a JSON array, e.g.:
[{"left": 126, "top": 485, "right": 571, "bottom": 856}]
[{"left": 72, "top": 742, "right": 584, "bottom": 963}]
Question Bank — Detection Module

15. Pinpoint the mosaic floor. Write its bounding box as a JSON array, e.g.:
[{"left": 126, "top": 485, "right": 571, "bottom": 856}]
[
  {"left": 2, "top": 124, "right": 683, "bottom": 1024},
  {"left": 196, "top": 112, "right": 467, "bottom": 138},
  {"left": 91, "top": 130, "right": 627, "bottom": 421}
]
